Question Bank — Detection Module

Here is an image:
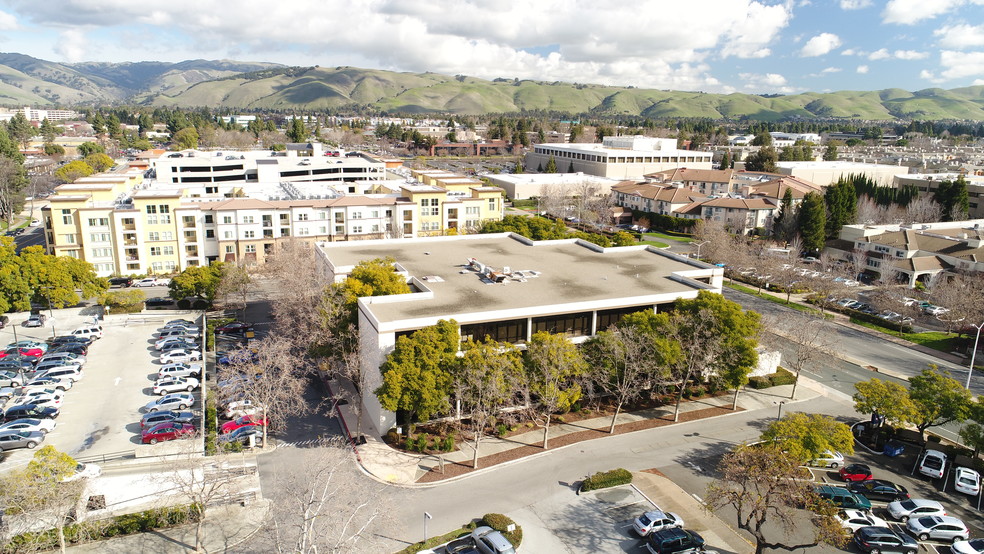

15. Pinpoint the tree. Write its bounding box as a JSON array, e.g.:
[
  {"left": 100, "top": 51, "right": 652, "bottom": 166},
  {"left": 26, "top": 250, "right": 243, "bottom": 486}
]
[
  {"left": 908, "top": 365, "right": 973, "bottom": 439},
  {"left": 343, "top": 257, "right": 411, "bottom": 302},
  {"left": 933, "top": 175, "right": 970, "bottom": 221},
  {"left": 454, "top": 339, "right": 523, "bottom": 467},
  {"left": 771, "top": 188, "right": 795, "bottom": 241},
  {"left": 764, "top": 313, "right": 832, "bottom": 399},
  {"left": 39, "top": 118, "right": 58, "bottom": 144},
  {"left": 83, "top": 153, "right": 113, "bottom": 172},
  {"left": 287, "top": 118, "right": 308, "bottom": 143},
  {"left": 854, "top": 377, "right": 918, "bottom": 422},
  {"left": 16, "top": 245, "right": 108, "bottom": 308},
  {"left": 719, "top": 151, "right": 731, "bottom": 170},
  {"left": 822, "top": 144, "right": 838, "bottom": 161},
  {"left": 513, "top": 160, "right": 523, "bottom": 173},
  {"left": 706, "top": 444, "right": 845, "bottom": 554},
  {"left": 750, "top": 131, "right": 773, "bottom": 147},
  {"left": 585, "top": 325, "right": 675, "bottom": 433},
  {"left": 168, "top": 263, "right": 224, "bottom": 304},
  {"left": 0, "top": 153, "right": 28, "bottom": 227},
  {"left": 743, "top": 146, "right": 778, "bottom": 172},
  {"left": 797, "top": 192, "right": 826, "bottom": 253},
  {"left": 929, "top": 273, "right": 984, "bottom": 335},
  {"left": 215, "top": 263, "right": 253, "bottom": 320},
  {"left": 254, "top": 440, "right": 392, "bottom": 553},
  {"left": 76, "top": 142, "right": 104, "bottom": 157},
  {"left": 375, "top": 320, "right": 459, "bottom": 430},
  {"left": 760, "top": 412, "right": 854, "bottom": 463},
  {"left": 522, "top": 331, "right": 587, "bottom": 448},
  {"left": 54, "top": 160, "right": 94, "bottom": 183},
  {"left": 172, "top": 127, "right": 199, "bottom": 150},
  {"left": 823, "top": 179, "right": 856, "bottom": 239},
  {"left": 544, "top": 156, "right": 557, "bottom": 173},
  {"left": 904, "top": 195, "right": 943, "bottom": 223},
  {"left": 7, "top": 112, "right": 34, "bottom": 148},
  {"left": 43, "top": 143, "right": 65, "bottom": 156}
]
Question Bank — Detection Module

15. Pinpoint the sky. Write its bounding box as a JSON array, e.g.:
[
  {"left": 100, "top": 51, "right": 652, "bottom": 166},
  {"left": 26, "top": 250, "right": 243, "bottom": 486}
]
[{"left": 0, "top": 0, "right": 982, "bottom": 94}]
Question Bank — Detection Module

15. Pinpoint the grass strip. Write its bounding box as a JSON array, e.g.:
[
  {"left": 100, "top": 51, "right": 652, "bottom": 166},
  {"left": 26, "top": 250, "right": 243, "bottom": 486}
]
[{"left": 724, "top": 282, "right": 822, "bottom": 315}]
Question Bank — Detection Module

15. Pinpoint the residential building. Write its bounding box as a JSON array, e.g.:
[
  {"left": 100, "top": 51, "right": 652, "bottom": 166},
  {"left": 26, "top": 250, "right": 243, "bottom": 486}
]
[
  {"left": 824, "top": 219, "right": 984, "bottom": 285},
  {"left": 645, "top": 168, "right": 742, "bottom": 196},
  {"left": 610, "top": 182, "right": 707, "bottom": 216},
  {"left": 315, "top": 233, "right": 724, "bottom": 433},
  {"left": 40, "top": 147, "right": 504, "bottom": 275},
  {"left": 740, "top": 176, "right": 823, "bottom": 205},
  {"left": 675, "top": 197, "right": 778, "bottom": 235},
  {"left": 524, "top": 135, "right": 713, "bottom": 180}
]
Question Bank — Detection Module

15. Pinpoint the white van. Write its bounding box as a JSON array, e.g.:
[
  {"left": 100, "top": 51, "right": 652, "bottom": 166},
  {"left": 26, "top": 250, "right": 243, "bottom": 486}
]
[
  {"left": 71, "top": 325, "right": 103, "bottom": 341},
  {"left": 36, "top": 367, "right": 84, "bottom": 383}
]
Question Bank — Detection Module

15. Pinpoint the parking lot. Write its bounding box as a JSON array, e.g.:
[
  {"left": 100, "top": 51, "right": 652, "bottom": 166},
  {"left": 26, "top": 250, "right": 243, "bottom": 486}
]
[{"left": 0, "top": 302, "right": 205, "bottom": 470}]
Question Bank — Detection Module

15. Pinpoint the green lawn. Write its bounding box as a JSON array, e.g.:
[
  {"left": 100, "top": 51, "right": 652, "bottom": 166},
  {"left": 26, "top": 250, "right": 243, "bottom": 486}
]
[
  {"left": 639, "top": 240, "right": 670, "bottom": 248},
  {"left": 643, "top": 231, "right": 693, "bottom": 243},
  {"left": 724, "top": 282, "right": 823, "bottom": 315},
  {"left": 849, "top": 318, "right": 966, "bottom": 354}
]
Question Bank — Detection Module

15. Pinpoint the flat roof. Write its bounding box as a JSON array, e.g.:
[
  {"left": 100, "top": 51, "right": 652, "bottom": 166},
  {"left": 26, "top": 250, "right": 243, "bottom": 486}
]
[{"left": 320, "top": 234, "right": 715, "bottom": 326}]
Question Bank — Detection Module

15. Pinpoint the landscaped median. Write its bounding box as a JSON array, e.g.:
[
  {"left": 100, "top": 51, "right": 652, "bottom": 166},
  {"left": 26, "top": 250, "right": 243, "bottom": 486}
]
[
  {"left": 579, "top": 468, "right": 632, "bottom": 493},
  {"left": 398, "top": 513, "right": 522, "bottom": 554}
]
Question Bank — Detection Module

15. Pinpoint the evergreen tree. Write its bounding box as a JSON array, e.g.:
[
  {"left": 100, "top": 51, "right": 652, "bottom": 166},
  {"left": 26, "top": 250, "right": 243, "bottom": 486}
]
[
  {"left": 823, "top": 144, "right": 838, "bottom": 161},
  {"left": 772, "top": 188, "right": 795, "bottom": 241},
  {"left": 750, "top": 131, "right": 773, "bottom": 147},
  {"left": 824, "top": 179, "right": 857, "bottom": 239},
  {"left": 797, "top": 192, "right": 827, "bottom": 253},
  {"left": 286, "top": 118, "right": 307, "bottom": 143},
  {"left": 568, "top": 161, "right": 575, "bottom": 173},
  {"left": 744, "top": 146, "right": 778, "bottom": 172},
  {"left": 544, "top": 156, "right": 557, "bottom": 173},
  {"left": 514, "top": 160, "right": 523, "bottom": 173},
  {"left": 39, "top": 118, "right": 58, "bottom": 144},
  {"left": 933, "top": 176, "right": 970, "bottom": 221},
  {"left": 719, "top": 151, "right": 730, "bottom": 170}
]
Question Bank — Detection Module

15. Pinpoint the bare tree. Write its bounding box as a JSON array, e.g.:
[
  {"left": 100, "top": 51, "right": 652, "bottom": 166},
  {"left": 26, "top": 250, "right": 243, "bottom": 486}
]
[
  {"left": 263, "top": 238, "right": 328, "bottom": 344},
  {"left": 253, "top": 442, "right": 392, "bottom": 553},
  {"left": 215, "top": 336, "right": 310, "bottom": 448},
  {"left": 763, "top": 313, "right": 833, "bottom": 399},
  {"left": 215, "top": 263, "right": 253, "bottom": 321},
  {"left": 930, "top": 272, "right": 984, "bottom": 334},
  {"left": 904, "top": 195, "right": 943, "bottom": 224},
  {"left": 847, "top": 248, "right": 868, "bottom": 283}
]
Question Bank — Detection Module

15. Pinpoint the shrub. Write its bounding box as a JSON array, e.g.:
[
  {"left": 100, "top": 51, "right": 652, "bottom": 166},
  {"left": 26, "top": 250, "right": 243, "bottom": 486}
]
[
  {"left": 97, "top": 289, "right": 146, "bottom": 314},
  {"left": 747, "top": 376, "right": 771, "bottom": 389},
  {"left": 440, "top": 435, "right": 455, "bottom": 452},
  {"left": 580, "top": 468, "right": 632, "bottom": 492},
  {"left": 495, "top": 423, "right": 509, "bottom": 437},
  {"left": 482, "top": 513, "right": 523, "bottom": 547},
  {"left": 769, "top": 367, "right": 796, "bottom": 386}
]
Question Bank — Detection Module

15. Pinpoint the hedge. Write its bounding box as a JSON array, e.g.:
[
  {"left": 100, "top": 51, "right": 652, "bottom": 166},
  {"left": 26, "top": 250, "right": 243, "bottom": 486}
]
[
  {"left": 3, "top": 504, "right": 199, "bottom": 553},
  {"left": 580, "top": 468, "right": 632, "bottom": 492},
  {"left": 747, "top": 368, "right": 796, "bottom": 389},
  {"left": 630, "top": 209, "right": 698, "bottom": 233},
  {"left": 482, "top": 513, "right": 523, "bottom": 548}
]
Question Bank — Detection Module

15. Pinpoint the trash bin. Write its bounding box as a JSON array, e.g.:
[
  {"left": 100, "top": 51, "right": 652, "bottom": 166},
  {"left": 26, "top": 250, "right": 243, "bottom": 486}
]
[{"left": 883, "top": 440, "right": 904, "bottom": 457}]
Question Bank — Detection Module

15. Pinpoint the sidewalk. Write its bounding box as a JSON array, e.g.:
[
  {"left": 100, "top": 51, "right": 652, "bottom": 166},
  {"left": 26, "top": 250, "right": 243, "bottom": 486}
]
[{"left": 329, "top": 376, "right": 826, "bottom": 487}]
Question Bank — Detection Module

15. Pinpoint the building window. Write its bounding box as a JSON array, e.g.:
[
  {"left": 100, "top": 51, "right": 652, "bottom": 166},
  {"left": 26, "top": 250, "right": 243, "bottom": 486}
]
[
  {"left": 245, "top": 245, "right": 256, "bottom": 253},
  {"left": 386, "top": 209, "right": 393, "bottom": 217},
  {"left": 89, "top": 233, "right": 111, "bottom": 242},
  {"left": 334, "top": 213, "right": 344, "bottom": 223},
  {"left": 87, "top": 218, "right": 109, "bottom": 226},
  {"left": 371, "top": 224, "right": 379, "bottom": 232},
  {"left": 223, "top": 231, "right": 233, "bottom": 239},
  {"left": 62, "top": 234, "right": 76, "bottom": 244},
  {"left": 147, "top": 215, "right": 158, "bottom": 225},
  {"left": 297, "top": 227, "right": 309, "bottom": 236},
  {"left": 162, "top": 231, "right": 173, "bottom": 240},
  {"left": 204, "top": 215, "right": 214, "bottom": 224},
  {"left": 465, "top": 206, "right": 480, "bottom": 215},
  {"left": 148, "top": 232, "right": 160, "bottom": 241},
  {"left": 225, "top": 246, "right": 235, "bottom": 253},
  {"left": 62, "top": 215, "right": 73, "bottom": 225},
  {"left": 319, "top": 212, "right": 327, "bottom": 219},
  {"left": 352, "top": 225, "right": 363, "bottom": 233},
  {"left": 146, "top": 205, "right": 157, "bottom": 214},
  {"left": 150, "top": 247, "right": 161, "bottom": 256},
  {"left": 280, "top": 213, "right": 289, "bottom": 222},
  {"left": 94, "top": 263, "right": 115, "bottom": 272},
  {"left": 297, "top": 213, "right": 308, "bottom": 221},
  {"left": 242, "top": 216, "right": 254, "bottom": 224},
  {"left": 163, "top": 246, "right": 174, "bottom": 255},
  {"left": 244, "top": 230, "right": 255, "bottom": 238},
  {"left": 335, "top": 225, "right": 344, "bottom": 234},
  {"left": 92, "top": 248, "right": 112, "bottom": 258},
  {"left": 488, "top": 198, "right": 496, "bottom": 211},
  {"left": 352, "top": 212, "right": 362, "bottom": 219},
  {"left": 159, "top": 205, "right": 170, "bottom": 213},
  {"left": 318, "top": 226, "right": 326, "bottom": 234},
  {"left": 223, "top": 216, "right": 233, "bottom": 224},
  {"left": 160, "top": 214, "right": 171, "bottom": 224},
  {"left": 65, "top": 250, "right": 80, "bottom": 259},
  {"left": 205, "top": 229, "right": 215, "bottom": 238}
]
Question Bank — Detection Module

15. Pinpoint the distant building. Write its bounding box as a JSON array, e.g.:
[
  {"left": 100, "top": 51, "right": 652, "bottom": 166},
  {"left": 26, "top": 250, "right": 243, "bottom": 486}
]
[
  {"left": 894, "top": 173, "right": 984, "bottom": 218},
  {"left": 484, "top": 172, "right": 622, "bottom": 200},
  {"left": 774, "top": 161, "right": 907, "bottom": 187},
  {"left": 524, "top": 135, "right": 713, "bottom": 180}
]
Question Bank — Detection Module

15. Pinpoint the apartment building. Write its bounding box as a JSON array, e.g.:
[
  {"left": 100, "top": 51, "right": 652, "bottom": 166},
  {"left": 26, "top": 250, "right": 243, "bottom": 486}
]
[
  {"left": 41, "top": 148, "right": 504, "bottom": 276},
  {"left": 610, "top": 182, "right": 708, "bottom": 216}
]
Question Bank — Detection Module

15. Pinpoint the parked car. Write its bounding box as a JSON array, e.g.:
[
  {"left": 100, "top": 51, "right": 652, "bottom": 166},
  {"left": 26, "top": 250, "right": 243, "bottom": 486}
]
[
  {"left": 109, "top": 277, "right": 134, "bottom": 288},
  {"left": 220, "top": 414, "right": 269, "bottom": 434},
  {"left": 215, "top": 321, "right": 253, "bottom": 335},
  {"left": 217, "top": 425, "right": 262, "bottom": 446},
  {"left": 0, "top": 370, "right": 25, "bottom": 388},
  {"left": 145, "top": 297, "right": 174, "bottom": 307},
  {"left": 224, "top": 400, "right": 260, "bottom": 419},
  {"left": 809, "top": 450, "right": 844, "bottom": 468},
  {"left": 140, "top": 410, "right": 195, "bottom": 429},
  {"left": 905, "top": 515, "right": 969, "bottom": 542},
  {"left": 444, "top": 536, "right": 481, "bottom": 554},
  {"left": 0, "top": 418, "right": 56, "bottom": 434},
  {"left": 632, "top": 510, "right": 684, "bottom": 536},
  {"left": 853, "top": 526, "right": 918, "bottom": 554},
  {"left": 835, "top": 509, "right": 887, "bottom": 533},
  {"left": 917, "top": 449, "right": 947, "bottom": 479},
  {"left": 470, "top": 526, "right": 516, "bottom": 554},
  {"left": 13, "top": 389, "right": 63, "bottom": 408},
  {"left": 23, "top": 376, "right": 72, "bottom": 392},
  {"left": 48, "top": 343, "right": 87, "bottom": 356},
  {"left": 0, "top": 358, "right": 36, "bottom": 373},
  {"left": 134, "top": 278, "right": 159, "bottom": 287},
  {"left": 157, "top": 363, "right": 202, "bottom": 380},
  {"left": 644, "top": 527, "right": 704, "bottom": 554},
  {"left": 34, "top": 361, "right": 82, "bottom": 375},
  {"left": 159, "top": 349, "right": 202, "bottom": 364},
  {"left": 166, "top": 319, "right": 195, "bottom": 327},
  {"left": 144, "top": 393, "right": 195, "bottom": 412},
  {"left": 63, "top": 462, "right": 102, "bottom": 482},
  {"left": 156, "top": 328, "right": 198, "bottom": 340},
  {"left": 887, "top": 499, "right": 946, "bottom": 522},
  {"left": 2, "top": 403, "right": 58, "bottom": 422},
  {"left": 156, "top": 338, "right": 200, "bottom": 351},
  {"left": 33, "top": 366, "right": 83, "bottom": 383},
  {"left": 848, "top": 479, "right": 910, "bottom": 502},
  {"left": 153, "top": 376, "right": 200, "bottom": 395},
  {"left": 0, "top": 430, "right": 44, "bottom": 451},
  {"left": 954, "top": 467, "right": 981, "bottom": 496},
  {"left": 39, "top": 351, "right": 86, "bottom": 365},
  {"left": 218, "top": 350, "right": 259, "bottom": 366},
  {"left": 7, "top": 340, "right": 47, "bottom": 352},
  {"left": 815, "top": 485, "right": 872, "bottom": 511},
  {"left": 162, "top": 323, "right": 200, "bottom": 334},
  {"left": 23, "top": 313, "right": 46, "bottom": 327},
  {"left": 141, "top": 422, "right": 196, "bottom": 444},
  {"left": 953, "top": 539, "right": 984, "bottom": 554},
  {"left": 839, "top": 463, "right": 874, "bottom": 482},
  {"left": 71, "top": 325, "right": 103, "bottom": 341},
  {"left": 0, "top": 347, "right": 44, "bottom": 360}
]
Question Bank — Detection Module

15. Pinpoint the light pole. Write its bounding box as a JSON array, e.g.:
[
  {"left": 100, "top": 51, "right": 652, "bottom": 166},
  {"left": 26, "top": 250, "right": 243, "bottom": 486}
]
[
  {"left": 967, "top": 321, "right": 984, "bottom": 390},
  {"left": 777, "top": 400, "right": 786, "bottom": 421},
  {"left": 38, "top": 286, "right": 56, "bottom": 339},
  {"left": 423, "top": 512, "right": 432, "bottom": 543},
  {"left": 693, "top": 241, "right": 708, "bottom": 260}
]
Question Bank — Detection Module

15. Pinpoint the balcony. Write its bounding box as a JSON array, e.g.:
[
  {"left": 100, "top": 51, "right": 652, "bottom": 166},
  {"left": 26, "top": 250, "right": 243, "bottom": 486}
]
[
  {"left": 185, "top": 249, "right": 199, "bottom": 258},
  {"left": 121, "top": 222, "right": 136, "bottom": 231},
  {"left": 123, "top": 238, "right": 137, "bottom": 246}
]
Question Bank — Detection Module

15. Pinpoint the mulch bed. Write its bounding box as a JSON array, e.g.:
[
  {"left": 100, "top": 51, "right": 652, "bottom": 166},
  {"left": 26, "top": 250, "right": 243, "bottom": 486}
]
[{"left": 416, "top": 405, "right": 740, "bottom": 483}]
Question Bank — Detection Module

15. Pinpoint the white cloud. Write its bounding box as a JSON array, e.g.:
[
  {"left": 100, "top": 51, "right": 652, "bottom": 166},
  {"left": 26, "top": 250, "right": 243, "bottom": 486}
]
[
  {"left": 800, "top": 33, "right": 842, "bottom": 56},
  {"left": 821, "top": 67, "right": 842, "bottom": 73},
  {"left": 938, "top": 50, "right": 984, "bottom": 80},
  {"left": 934, "top": 24, "right": 984, "bottom": 49},
  {"left": 882, "top": 0, "right": 972, "bottom": 25},
  {"left": 54, "top": 29, "right": 87, "bottom": 63},
  {"left": 867, "top": 48, "right": 927, "bottom": 60},
  {"left": 920, "top": 69, "right": 944, "bottom": 83},
  {"left": 841, "top": 48, "right": 859, "bottom": 56},
  {"left": 738, "top": 72, "right": 799, "bottom": 93},
  {"left": 868, "top": 48, "right": 891, "bottom": 60},
  {"left": 857, "top": 65, "right": 870, "bottom": 73},
  {"left": 973, "top": 78, "right": 984, "bottom": 85},
  {"left": 840, "top": 0, "right": 872, "bottom": 8},
  {"left": 0, "top": 10, "right": 19, "bottom": 30}
]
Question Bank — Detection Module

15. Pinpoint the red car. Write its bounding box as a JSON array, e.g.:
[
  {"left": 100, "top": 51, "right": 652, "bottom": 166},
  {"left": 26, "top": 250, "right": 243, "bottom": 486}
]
[
  {"left": 839, "top": 463, "right": 874, "bottom": 482},
  {"left": 220, "top": 414, "right": 268, "bottom": 434},
  {"left": 0, "top": 347, "right": 44, "bottom": 360},
  {"left": 141, "top": 422, "right": 196, "bottom": 444}
]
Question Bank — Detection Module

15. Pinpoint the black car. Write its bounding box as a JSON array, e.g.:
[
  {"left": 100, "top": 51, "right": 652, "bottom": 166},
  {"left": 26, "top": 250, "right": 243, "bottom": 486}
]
[
  {"left": 853, "top": 526, "right": 917, "bottom": 554},
  {"left": 0, "top": 357, "right": 37, "bottom": 372},
  {"left": 4, "top": 404, "right": 59, "bottom": 422},
  {"left": 49, "top": 343, "right": 88, "bottom": 356},
  {"left": 109, "top": 277, "right": 134, "bottom": 288},
  {"left": 445, "top": 536, "right": 481, "bottom": 554},
  {"left": 645, "top": 528, "right": 705, "bottom": 554},
  {"left": 145, "top": 297, "right": 174, "bottom": 307},
  {"left": 48, "top": 335, "right": 93, "bottom": 347},
  {"left": 848, "top": 479, "right": 910, "bottom": 502}
]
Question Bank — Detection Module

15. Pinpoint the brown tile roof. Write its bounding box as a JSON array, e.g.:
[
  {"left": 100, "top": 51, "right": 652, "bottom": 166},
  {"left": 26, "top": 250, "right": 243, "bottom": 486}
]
[{"left": 646, "top": 168, "right": 736, "bottom": 184}]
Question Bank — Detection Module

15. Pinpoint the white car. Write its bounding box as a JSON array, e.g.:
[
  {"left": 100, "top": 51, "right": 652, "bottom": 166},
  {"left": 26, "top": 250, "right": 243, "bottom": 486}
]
[
  {"left": 39, "top": 352, "right": 86, "bottom": 366},
  {"left": 144, "top": 392, "right": 195, "bottom": 412},
  {"left": 62, "top": 462, "right": 101, "bottom": 482},
  {"left": 159, "top": 349, "right": 202, "bottom": 364},
  {"left": 835, "top": 509, "right": 887, "bottom": 532},
  {"left": 224, "top": 400, "right": 261, "bottom": 419},
  {"left": 917, "top": 449, "right": 947, "bottom": 479},
  {"left": 953, "top": 539, "right": 984, "bottom": 554},
  {"left": 887, "top": 498, "right": 946, "bottom": 522},
  {"left": 155, "top": 337, "right": 200, "bottom": 351},
  {"left": 158, "top": 363, "right": 203, "bottom": 380},
  {"left": 13, "top": 389, "right": 64, "bottom": 408},
  {"left": 153, "top": 376, "right": 200, "bottom": 395},
  {"left": 924, "top": 305, "right": 950, "bottom": 316},
  {"left": 954, "top": 467, "right": 981, "bottom": 496},
  {"left": 162, "top": 323, "right": 200, "bottom": 334},
  {"left": 0, "top": 418, "right": 56, "bottom": 434},
  {"left": 905, "top": 515, "right": 969, "bottom": 542},
  {"left": 134, "top": 278, "right": 158, "bottom": 287},
  {"left": 809, "top": 450, "right": 844, "bottom": 468},
  {"left": 631, "top": 510, "right": 684, "bottom": 536}
]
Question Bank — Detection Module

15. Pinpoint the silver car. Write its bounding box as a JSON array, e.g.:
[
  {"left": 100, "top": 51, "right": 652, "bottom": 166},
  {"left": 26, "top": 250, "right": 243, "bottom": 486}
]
[
  {"left": 905, "top": 515, "right": 968, "bottom": 542},
  {"left": 0, "top": 418, "right": 56, "bottom": 434},
  {"left": 0, "top": 430, "right": 44, "bottom": 450},
  {"left": 632, "top": 510, "right": 684, "bottom": 536},
  {"left": 887, "top": 499, "right": 946, "bottom": 522}
]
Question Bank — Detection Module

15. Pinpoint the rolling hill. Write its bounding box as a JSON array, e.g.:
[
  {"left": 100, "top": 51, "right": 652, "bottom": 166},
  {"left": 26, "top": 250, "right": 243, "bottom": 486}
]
[{"left": 1, "top": 52, "right": 983, "bottom": 121}]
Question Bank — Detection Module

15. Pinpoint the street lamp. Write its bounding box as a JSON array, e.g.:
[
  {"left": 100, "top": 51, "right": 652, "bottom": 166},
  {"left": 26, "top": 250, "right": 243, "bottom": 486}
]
[
  {"left": 423, "top": 512, "right": 432, "bottom": 543},
  {"left": 967, "top": 321, "right": 984, "bottom": 390},
  {"left": 777, "top": 400, "right": 786, "bottom": 421},
  {"left": 38, "top": 286, "right": 56, "bottom": 339},
  {"left": 693, "top": 241, "right": 708, "bottom": 260}
]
